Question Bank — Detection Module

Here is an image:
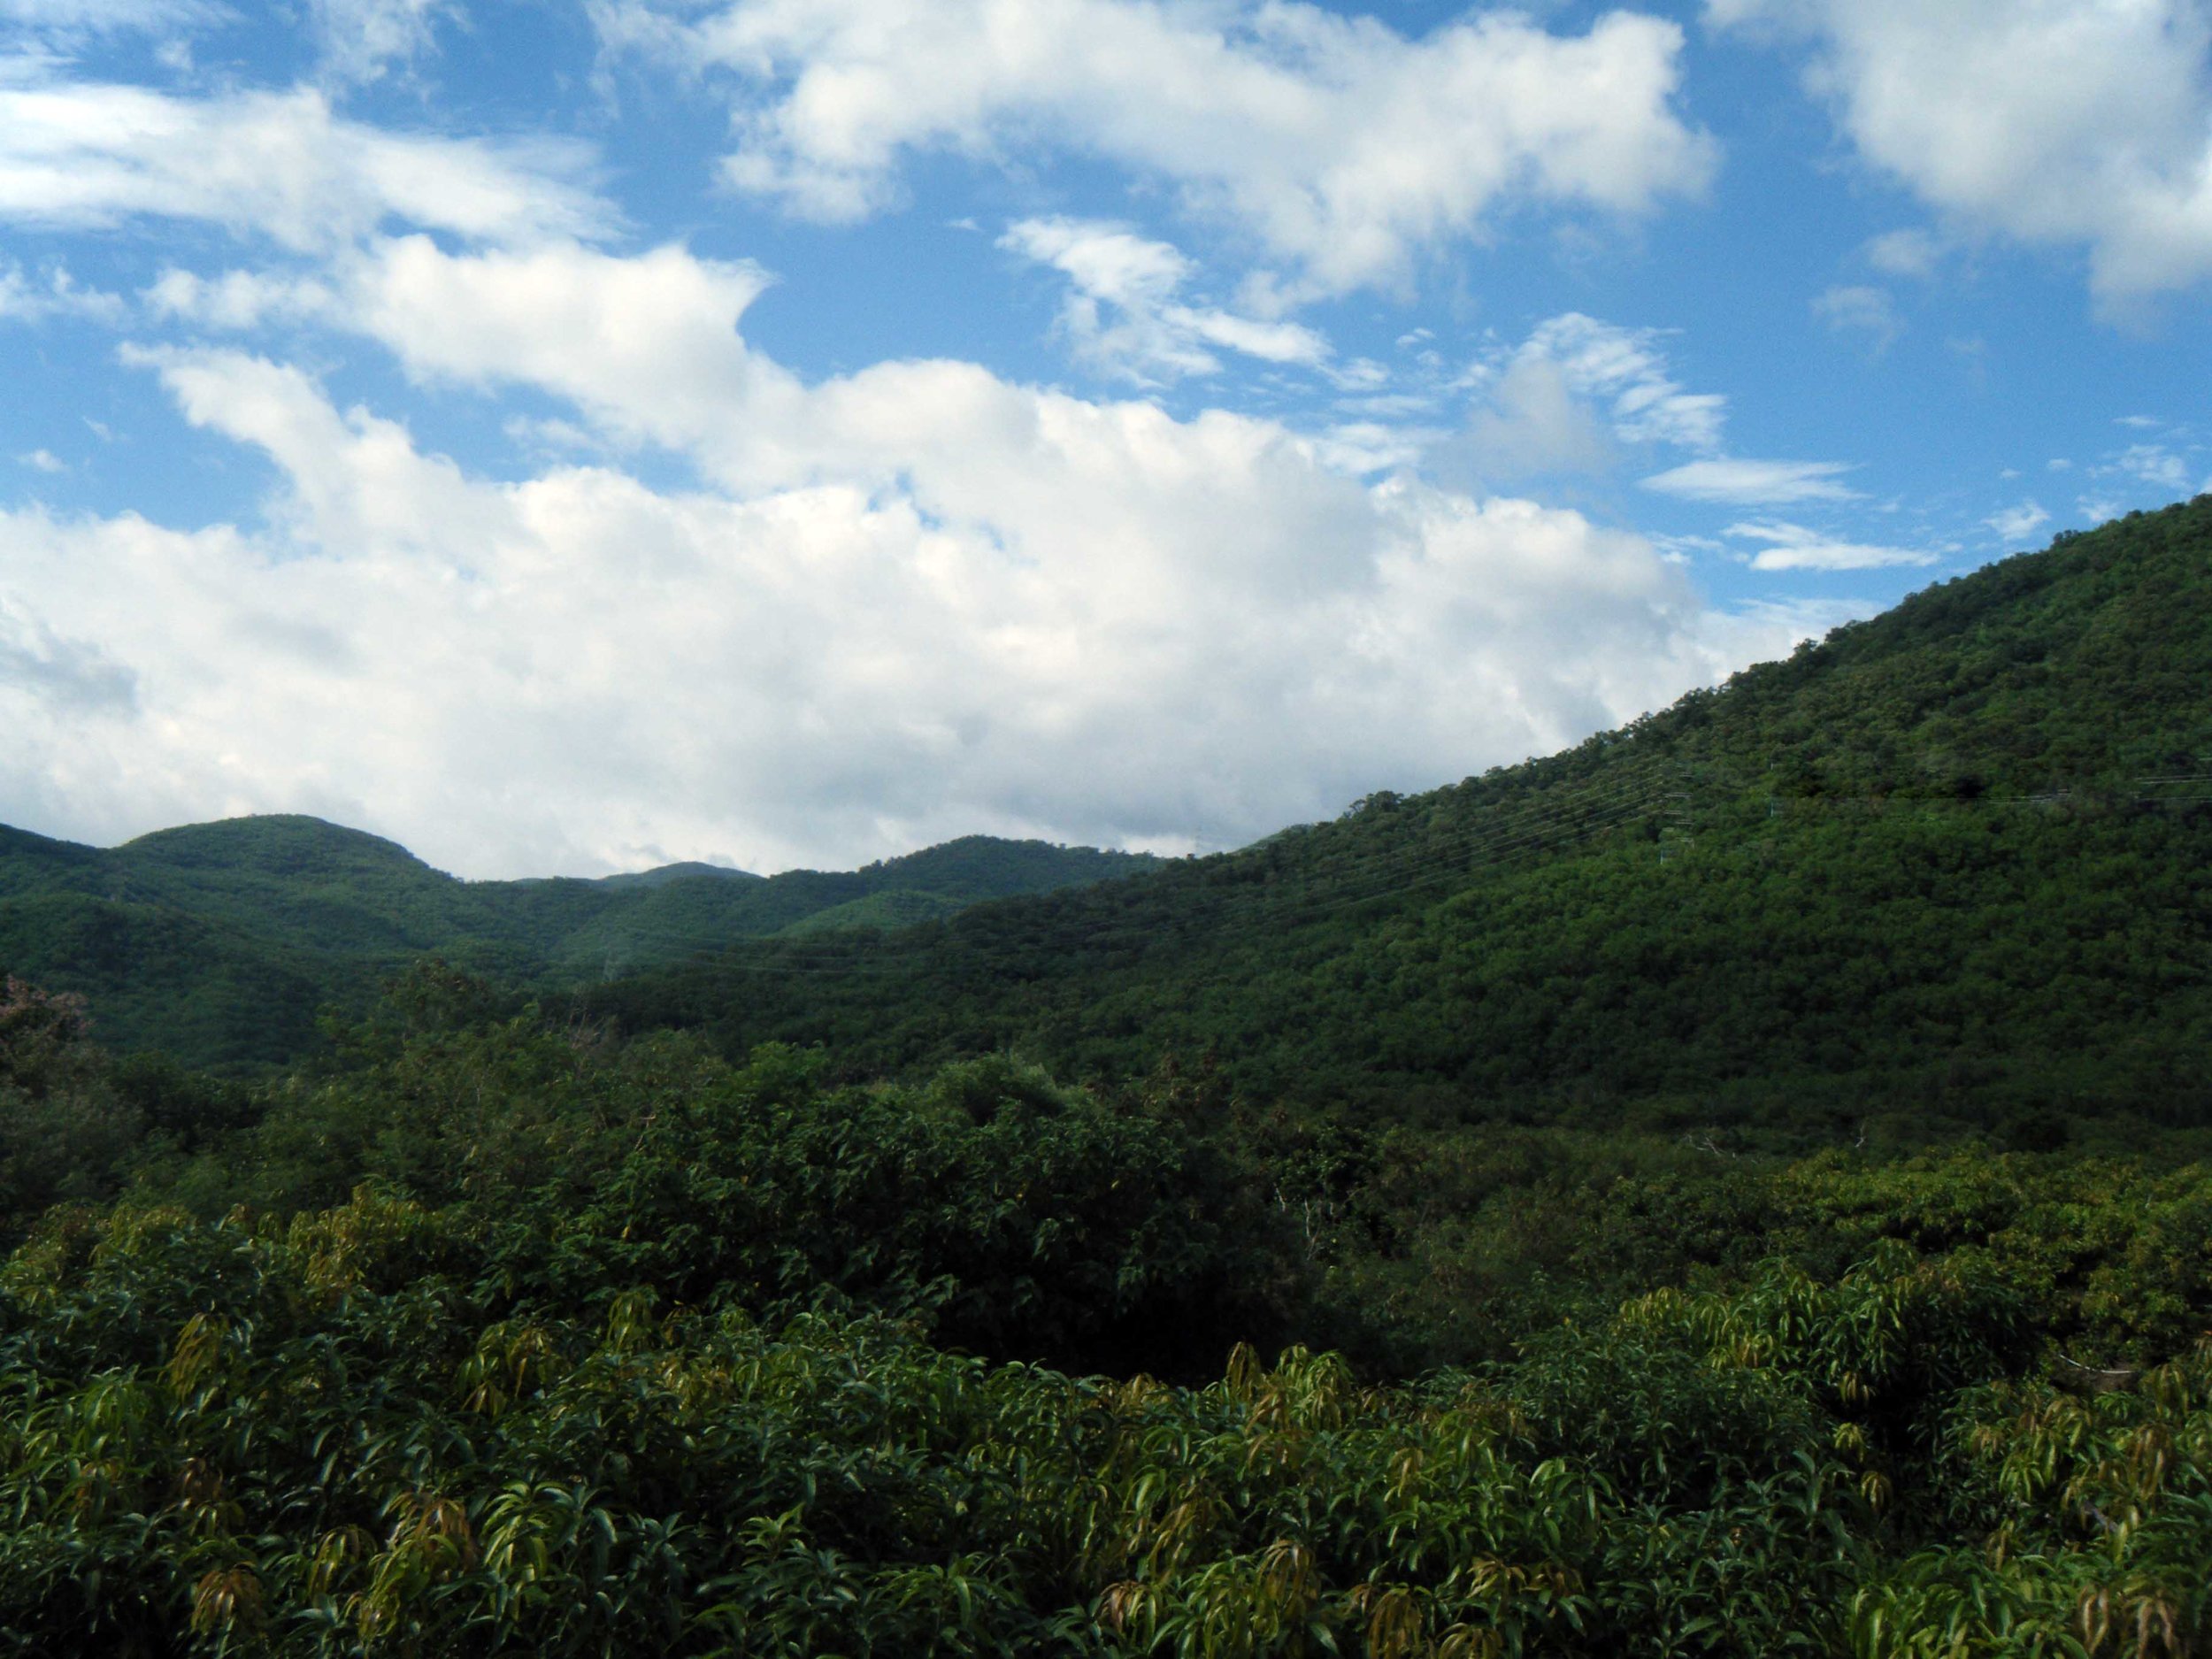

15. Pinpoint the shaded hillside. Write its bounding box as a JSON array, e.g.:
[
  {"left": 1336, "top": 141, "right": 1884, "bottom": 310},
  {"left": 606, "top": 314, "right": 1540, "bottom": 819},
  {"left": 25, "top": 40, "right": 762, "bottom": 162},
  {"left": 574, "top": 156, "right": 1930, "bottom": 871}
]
[
  {"left": 0, "top": 820, "right": 1156, "bottom": 1068},
  {"left": 587, "top": 500, "right": 2212, "bottom": 1143}
]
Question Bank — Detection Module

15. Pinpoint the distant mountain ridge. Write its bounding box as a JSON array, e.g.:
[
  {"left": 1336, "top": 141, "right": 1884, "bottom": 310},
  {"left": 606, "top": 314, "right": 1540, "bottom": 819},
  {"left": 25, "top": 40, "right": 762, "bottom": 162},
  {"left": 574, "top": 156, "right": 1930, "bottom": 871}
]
[{"left": 0, "top": 818, "right": 1157, "bottom": 1068}]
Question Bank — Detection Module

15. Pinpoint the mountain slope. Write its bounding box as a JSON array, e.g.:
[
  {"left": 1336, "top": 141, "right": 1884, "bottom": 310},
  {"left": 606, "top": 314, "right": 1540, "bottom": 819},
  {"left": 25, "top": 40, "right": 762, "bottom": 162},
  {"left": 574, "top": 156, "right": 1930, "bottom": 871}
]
[{"left": 585, "top": 500, "right": 2212, "bottom": 1143}]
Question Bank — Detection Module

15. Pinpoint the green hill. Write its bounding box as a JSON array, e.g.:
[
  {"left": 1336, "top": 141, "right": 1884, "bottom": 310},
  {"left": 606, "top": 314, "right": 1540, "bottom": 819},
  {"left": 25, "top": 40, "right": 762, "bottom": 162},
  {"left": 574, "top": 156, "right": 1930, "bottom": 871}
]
[
  {"left": 0, "top": 820, "right": 1157, "bottom": 1068},
  {"left": 585, "top": 499, "right": 2212, "bottom": 1147}
]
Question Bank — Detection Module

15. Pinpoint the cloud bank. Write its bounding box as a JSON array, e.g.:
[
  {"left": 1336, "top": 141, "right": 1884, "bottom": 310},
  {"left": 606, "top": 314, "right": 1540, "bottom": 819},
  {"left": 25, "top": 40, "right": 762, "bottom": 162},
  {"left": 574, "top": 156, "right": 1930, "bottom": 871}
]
[{"left": 0, "top": 234, "right": 1825, "bottom": 876}]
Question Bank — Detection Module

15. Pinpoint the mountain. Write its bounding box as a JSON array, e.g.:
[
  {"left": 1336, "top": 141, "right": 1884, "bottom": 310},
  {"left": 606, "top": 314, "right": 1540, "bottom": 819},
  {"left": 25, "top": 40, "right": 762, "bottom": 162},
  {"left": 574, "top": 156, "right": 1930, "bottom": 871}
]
[
  {"left": 0, "top": 820, "right": 1157, "bottom": 1068},
  {"left": 585, "top": 499, "right": 2212, "bottom": 1147}
]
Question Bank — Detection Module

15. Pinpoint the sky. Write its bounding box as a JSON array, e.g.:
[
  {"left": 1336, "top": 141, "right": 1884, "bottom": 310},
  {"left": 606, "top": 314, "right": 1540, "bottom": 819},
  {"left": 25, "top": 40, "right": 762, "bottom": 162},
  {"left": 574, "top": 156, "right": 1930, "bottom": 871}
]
[{"left": 1, "top": 0, "right": 2208, "bottom": 879}]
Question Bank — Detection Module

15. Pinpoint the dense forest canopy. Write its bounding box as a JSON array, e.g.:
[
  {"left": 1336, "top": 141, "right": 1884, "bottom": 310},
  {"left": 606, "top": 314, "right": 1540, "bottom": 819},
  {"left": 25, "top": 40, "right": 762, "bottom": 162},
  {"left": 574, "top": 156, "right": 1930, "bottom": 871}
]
[{"left": 1, "top": 502, "right": 2208, "bottom": 1654}]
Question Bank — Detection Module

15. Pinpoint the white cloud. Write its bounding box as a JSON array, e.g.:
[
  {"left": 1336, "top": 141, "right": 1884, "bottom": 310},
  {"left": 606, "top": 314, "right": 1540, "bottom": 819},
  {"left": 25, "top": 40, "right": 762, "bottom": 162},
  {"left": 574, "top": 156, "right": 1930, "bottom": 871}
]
[
  {"left": 1642, "top": 457, "right": 1860, "bottom": 504},
  {"left": 0, "top": 76, "right": 608, "bottom": 251},
  {"left": 1458, "top": 318, "right": 1876, "bottom": 518},
  {"left": 1463, "top": 354, "right": 1617, "bottom": 480},
  {"left": 0, "top": 259, "right": 126, "bottom": 324},
  {"left": 1517, "top": 312, "right": 1728, "bottom": 450},
  {"left": 0, "top": 592, "right": 136, "bottom": 718},
  {"left": 609, "top": 0, "right": 1716, "bottom": 296},
  {"left": 2112, "top": 442, "right": 2192, "bottom": 491},
  {"left": 1863, "top": 227, "right": 1941, "bottom": 278},
  {"left": 1310, "top": 420, "right": 1441, "bottom": 476},
  {"left": 999, "top": 215, "right": 1329, "bottom": 383},
  {"left": 309, "top": 0, "right": 448, "bottom": 84},
  {"left": 1985, "top": 500, "right": 2049, "bottom": 542},
  {"left": 14, "top": 448, "right": 66, "bottom": 472},
  {"left": 1726, "top": 520, "right": 1937, "bottom": 571},
  {"left": 144, "top": 265, "right": 334, "bottom": 329},
  {"left": 1813, "top": 283, "right": 1901, "bottom": 349},
  {"left": 0, "top": 237, "right": 1819, "bottom": 877},
  {"left": 337, "top": 236, "right": 781, "bottom": 459},
  {"left": 0, "top": 0, "right": 226, "bottom": 48},
  {"left": 125, "top": 345, "right": 513, "bottom": 557},
  {"left": 1458, "top": 311, "right": 1731, "bottom": 480},
  {"left": 1712, "top": 0, "right": 2212, "bottom": 300}
]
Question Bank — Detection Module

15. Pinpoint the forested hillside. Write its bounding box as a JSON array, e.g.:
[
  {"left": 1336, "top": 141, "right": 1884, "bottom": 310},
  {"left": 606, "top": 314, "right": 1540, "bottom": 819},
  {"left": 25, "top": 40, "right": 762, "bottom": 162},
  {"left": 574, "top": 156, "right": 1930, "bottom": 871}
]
[
  {"left": 588, "top": 500, "right": 2212, "bottom": 1148},
  {"left": 0, "top": 822, "right": 1156, "bottom": 1068}
]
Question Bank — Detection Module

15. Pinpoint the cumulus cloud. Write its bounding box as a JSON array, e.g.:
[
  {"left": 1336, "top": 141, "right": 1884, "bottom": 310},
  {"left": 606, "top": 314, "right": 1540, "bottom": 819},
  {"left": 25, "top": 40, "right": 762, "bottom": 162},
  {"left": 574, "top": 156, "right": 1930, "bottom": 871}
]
[
  {"left": 2111, "top": 442, "right": 2192, "bottom": 492},
  {"left": 143, "top": 265, "right": 334, "bottom": 329},
  {"left": 125, "top": 345, "right": 515, "bottom": 557},
  {"left": 606, "top": 0, "right": 1716, "bottom": 296},
  {"left": 1712, "top": 0, "right": 2212, "bottom": 300},
  {"left": 338, "top": 236, "right": 783, "bottom": 461},
  {"left": 1813, "top": 283, "right": 1901, "bottom": 350},
  {"left": 0, "top": 259, "right": 126, "bottom": 324},
  {"left": 999, "top": 216, "right": 1330, "bottom": 383},
  {"left": 1985, "top": 500, "right": 2050, "bottom": 542},
  {"left": 1642, "top": 457, "right": 1860, "bottom": 504},
  {"left": 1863, "top": 227, "right": 1942, "bottom": 279},
  {"left": 0, "top": 237, "right": 1823, "bottom": 877},
  {"left": 1310, "top": 420, "right": 1441, "bottom": 476},
  {"left": 1725, "top": 519, "right": 1936, "bottom": 572},
  {"left": 0, "top": 75, "right": 609, "bottom": 251}
]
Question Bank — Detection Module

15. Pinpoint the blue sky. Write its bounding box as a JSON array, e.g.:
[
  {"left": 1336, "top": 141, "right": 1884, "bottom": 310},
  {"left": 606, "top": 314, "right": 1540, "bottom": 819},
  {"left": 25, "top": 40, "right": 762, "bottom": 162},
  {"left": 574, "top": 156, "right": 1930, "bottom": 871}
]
[{"left": 2, "top": 0, "right": 2208, "bottom": 877}]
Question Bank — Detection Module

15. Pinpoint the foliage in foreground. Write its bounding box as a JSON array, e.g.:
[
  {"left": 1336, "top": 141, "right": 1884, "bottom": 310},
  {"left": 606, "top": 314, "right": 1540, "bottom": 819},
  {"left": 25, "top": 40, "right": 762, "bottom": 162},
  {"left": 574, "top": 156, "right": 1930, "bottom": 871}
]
[
  {"left": 4, "top": 974, "right": 2211, "bottom": 1654},
  {"left": 1, "top": 1191, "right": 2208, "bottom": 1657}
]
